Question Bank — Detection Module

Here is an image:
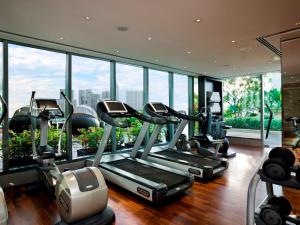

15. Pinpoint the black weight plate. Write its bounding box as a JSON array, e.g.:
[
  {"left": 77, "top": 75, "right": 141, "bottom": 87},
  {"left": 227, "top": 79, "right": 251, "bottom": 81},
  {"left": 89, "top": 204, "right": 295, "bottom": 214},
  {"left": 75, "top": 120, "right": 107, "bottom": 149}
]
[
  {"left": 262, "top": 158, "right": 291, "bottom": 181},
  {"left": 269, "top": 147, "right": 295, "bottom": 166},
  {"left": 296, "top": 167, "right": 300, "bottom": 182},
  {"left": 260, "top": 206, "right": 284, "bottom": 225},
  {"left": 268, "top": 196, "right": 292, "bottom": 216}
]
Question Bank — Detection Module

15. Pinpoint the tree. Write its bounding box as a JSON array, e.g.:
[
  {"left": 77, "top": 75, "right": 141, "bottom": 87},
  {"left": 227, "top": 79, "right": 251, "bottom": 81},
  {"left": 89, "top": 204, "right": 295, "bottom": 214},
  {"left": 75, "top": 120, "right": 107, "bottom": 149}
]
[{"left": 223, "top": 76, "right": 261, "bottom": 119}]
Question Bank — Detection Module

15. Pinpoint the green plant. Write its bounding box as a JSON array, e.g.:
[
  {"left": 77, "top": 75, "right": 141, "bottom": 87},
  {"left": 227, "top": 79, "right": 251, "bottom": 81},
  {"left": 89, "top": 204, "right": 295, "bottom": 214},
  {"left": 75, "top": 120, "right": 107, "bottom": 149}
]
[
  {"left": 77, "top": 127, "right": 104, "bottom": 149},
  {"left": 8, "top": 127, "right": 66, "bottom": 160},
  {"left": 224, "top": 117, "right": 282, "bottom": 131},
  {"left": 125, "top": 117, "right": 143, "bottom": 143}
]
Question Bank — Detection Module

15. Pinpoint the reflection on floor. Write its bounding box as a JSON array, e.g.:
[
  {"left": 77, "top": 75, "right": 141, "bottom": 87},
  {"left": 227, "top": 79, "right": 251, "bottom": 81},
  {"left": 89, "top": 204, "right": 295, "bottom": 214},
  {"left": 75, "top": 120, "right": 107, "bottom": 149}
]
[
  {"left": 5, "top": 145, "right": 273, "bottom": 225},
  {"left": 228, "top": 128, "right": 282, "bottom": 146}
]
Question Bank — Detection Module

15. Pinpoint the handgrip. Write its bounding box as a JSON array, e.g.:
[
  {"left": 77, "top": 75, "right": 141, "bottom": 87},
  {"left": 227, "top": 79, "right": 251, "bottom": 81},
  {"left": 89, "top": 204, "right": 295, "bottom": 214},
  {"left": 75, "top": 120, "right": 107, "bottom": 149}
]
[
  {"left": 31, "top": 91, "right": 36, "bottom": 99},
  {"left": 0, "top": 95, "right": 8, "bottom": 124},
  {"left": 60, "top": 91, "right": 74, "bottom": 118}
]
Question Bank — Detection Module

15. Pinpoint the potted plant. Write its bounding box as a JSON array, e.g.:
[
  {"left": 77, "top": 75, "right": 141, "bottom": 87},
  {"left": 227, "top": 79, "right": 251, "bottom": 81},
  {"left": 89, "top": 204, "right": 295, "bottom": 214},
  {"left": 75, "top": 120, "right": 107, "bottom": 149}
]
[
  {"left": 8, "top": 127, "right": 67, "bottom": 167},
  {"left": 76, "top": 127, "right": 104, "bottom": 156}
]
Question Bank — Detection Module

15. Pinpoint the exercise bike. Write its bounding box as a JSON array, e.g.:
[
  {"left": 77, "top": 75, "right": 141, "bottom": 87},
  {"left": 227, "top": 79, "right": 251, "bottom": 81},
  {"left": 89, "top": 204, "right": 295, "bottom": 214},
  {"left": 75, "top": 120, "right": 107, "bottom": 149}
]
[
  {"left": 29, "top": 91, "right": 115, "bottom": 225},
  {"left": 178, "top": 107, "right": 235, "bottom": 158}
]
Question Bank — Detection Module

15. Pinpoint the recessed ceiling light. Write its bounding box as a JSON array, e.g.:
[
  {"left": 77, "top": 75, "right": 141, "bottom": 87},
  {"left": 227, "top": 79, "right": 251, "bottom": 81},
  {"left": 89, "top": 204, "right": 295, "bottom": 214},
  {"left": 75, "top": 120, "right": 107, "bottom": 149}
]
[
  {"left": 116, "top": 50, "right": 120, "bottom": 53},
  {"left": 148, "top": 37, "right": 152, "bottom": 41},
  {"left": 231, "top": 40, "right": 236, "bottom": 43},
  {"left": 204, "top": 72, "right": 207, "bottom": 74},
  {"left": 295, "top": 22, "right": 300, "bottom": 26},
  {"left": 117, "top": 26, "right": 128, "bottom": 31},
  {"left": 214, "top": 60, "right": 217, "bottom": 64},
  {"left": 273, "top": 55, "right": 281, "bottom": 61},
  {"left": 84, "top": 16, "right": 91, "bottom": 20},
  {"left": 195, "top": 19, "right": 201, "bottom": 23},
  {"left": 59, "top": 37, "right": 64, "bottom": 40},
  {"left": 187, "top": 51, "right": 192, "bottom": 54},
  {"left": 183, "top": 66, "right": 187, "bottom": 69}
]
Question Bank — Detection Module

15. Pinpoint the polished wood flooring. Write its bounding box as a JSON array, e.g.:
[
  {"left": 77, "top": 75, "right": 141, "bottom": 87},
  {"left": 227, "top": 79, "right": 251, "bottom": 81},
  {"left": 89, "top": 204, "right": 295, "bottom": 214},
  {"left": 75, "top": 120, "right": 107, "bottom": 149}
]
[{"left": 4, "top": 145, "right": 267, "bottom": 225}]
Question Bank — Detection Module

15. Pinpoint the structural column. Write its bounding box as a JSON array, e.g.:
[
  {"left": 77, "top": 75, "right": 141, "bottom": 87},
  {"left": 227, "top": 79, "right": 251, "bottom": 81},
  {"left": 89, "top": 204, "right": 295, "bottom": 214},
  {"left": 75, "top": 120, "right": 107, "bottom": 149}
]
[
  {"left": 110, "top": 61, "right": 117, "bottom": 152},
  {"left": 66, "top": 53, "right": 73, "bottom": 160},
  {"left": 2, "top": 40, "right": 9, "bottom": 170},
  {"left": 168, "top": 72, "right": 174, "bottom": 141}
]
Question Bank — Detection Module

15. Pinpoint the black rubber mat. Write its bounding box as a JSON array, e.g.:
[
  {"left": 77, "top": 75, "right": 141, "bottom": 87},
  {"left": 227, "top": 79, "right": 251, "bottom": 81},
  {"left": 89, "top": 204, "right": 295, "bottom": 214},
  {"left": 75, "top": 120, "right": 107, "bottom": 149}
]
[
  {"left": 156, "top": 150, "right": 223, "bottom": 169},
  {"left": 106, "top": 159, "right": 188, "bottom": 189}
]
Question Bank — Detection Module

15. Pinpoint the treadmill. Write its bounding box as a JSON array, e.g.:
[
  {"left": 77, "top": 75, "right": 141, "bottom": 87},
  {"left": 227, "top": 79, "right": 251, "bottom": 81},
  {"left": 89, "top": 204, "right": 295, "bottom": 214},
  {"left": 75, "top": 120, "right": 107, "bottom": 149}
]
[
  {"left": 141, "top": 102, "right": 228, "bottom": 180},
  {"left": 88, "top": 100, "right": 194, "bottom": 203}
]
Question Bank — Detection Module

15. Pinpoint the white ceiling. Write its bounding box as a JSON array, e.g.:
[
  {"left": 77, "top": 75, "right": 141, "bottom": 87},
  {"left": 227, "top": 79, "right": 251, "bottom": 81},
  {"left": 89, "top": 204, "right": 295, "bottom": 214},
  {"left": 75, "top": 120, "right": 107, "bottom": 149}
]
[{"left": 0, "top": 0, "right": 299, "bottom": 77}]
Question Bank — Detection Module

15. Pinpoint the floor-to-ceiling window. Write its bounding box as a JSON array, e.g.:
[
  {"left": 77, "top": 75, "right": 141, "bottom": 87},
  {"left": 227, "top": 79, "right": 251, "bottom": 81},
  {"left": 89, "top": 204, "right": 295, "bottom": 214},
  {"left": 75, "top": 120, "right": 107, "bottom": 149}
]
[
  {"left": 263, "top": 72, "right": 282, "bottom": 147},
  {"left": 0, "top": 42, "right": 3, "bottom": 170},
  {"left": 194, "top": 77, "right": 199, "bottom": 135},
  {"left": 149, "top": 69, "right": 169, "bottom": 143},
  {"left": 71, "top": 55, "right": 110, "bottom": 158},
  {"left": 223, "top": 75, "right": 262, "bottom": 139},
  {"left": 116, "top": 63, "right": 143, "bottom": 148},
  {"left": 174, "top": 74, "right": 189, "bottom": 135},
  {"left": 8, "top": 44, "right": 66, "bottom": 167}
]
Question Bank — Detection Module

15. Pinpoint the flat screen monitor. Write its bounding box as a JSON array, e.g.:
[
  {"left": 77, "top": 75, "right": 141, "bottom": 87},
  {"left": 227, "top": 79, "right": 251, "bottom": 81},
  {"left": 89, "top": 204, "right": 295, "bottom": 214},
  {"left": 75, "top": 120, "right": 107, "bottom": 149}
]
[
  {"left": 104, "top": 101, "right": 128, "bottom": 113},
  {"left": 149, "top": 102, "right": 168, "bottom": 113},
  {"left": 35, "top": 99, "right": 60, "bottom": 110}
]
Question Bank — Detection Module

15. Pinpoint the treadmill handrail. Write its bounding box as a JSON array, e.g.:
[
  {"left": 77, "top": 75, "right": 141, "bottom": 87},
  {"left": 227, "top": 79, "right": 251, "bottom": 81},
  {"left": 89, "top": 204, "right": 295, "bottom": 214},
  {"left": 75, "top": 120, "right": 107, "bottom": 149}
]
[
  {"left": 125, "top": 104, "right": 166, "bottom": 125},
  {"left": 96, "top": 101, "right": 166, "bottom": 127},
  {"left": 145, "top": 103, "right": 200, "bottom": 122},
  {"left": 96, "top": 102, "right": 129, "bottom": 128},
  {"left": 144, "top": 104, "right": 180, "bottom": 124},
  {"left": 0, "top": 95, "right": 8, "bottom": 124}
]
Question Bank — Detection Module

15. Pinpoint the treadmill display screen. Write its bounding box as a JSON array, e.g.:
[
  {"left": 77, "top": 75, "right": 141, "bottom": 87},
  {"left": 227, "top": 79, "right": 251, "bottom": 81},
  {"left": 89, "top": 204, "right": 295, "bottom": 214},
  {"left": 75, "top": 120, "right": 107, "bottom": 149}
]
[
  {"left": 104, "top": 101, "right": 128, "bottom": 113},
  {"left": 35, "top": 99, "right": 59, "bottom": 110},
  {"left": 150, "top": 102, "right": 168, "bottom": 113}
]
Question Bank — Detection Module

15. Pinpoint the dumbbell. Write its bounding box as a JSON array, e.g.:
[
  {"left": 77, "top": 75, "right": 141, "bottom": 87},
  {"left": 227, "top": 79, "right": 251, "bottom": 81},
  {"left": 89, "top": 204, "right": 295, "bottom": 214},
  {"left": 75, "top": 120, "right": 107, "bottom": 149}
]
[
  {"left": 260, "top": 196, "right": 292, "bottom": 225},
  {"left": 262, "top": 147, "right": 298, "bottom": 181}
]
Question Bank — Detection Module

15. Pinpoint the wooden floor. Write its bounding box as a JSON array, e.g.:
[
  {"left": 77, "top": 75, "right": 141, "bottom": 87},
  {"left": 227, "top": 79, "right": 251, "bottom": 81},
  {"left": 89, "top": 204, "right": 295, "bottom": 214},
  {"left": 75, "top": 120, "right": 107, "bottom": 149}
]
[{"left": 4, "top": 145, "right": 267, "bottom": 225}]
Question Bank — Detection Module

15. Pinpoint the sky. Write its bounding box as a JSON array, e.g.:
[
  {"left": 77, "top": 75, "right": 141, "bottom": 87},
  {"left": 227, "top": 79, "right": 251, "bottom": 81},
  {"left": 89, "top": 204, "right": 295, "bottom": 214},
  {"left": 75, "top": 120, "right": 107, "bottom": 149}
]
[{"left": 4, "top": 44, "right": 189, "bottom": 118}]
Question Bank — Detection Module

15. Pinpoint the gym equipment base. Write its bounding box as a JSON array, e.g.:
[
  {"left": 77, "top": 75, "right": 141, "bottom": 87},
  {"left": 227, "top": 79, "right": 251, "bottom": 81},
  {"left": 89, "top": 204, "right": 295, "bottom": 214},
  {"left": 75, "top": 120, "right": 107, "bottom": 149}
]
[
  {"left": 219, "top": 149, "right": 236, "bottom": 158},
  {"left": 56, "top": 206, "right": 115, "bottom": 225}
]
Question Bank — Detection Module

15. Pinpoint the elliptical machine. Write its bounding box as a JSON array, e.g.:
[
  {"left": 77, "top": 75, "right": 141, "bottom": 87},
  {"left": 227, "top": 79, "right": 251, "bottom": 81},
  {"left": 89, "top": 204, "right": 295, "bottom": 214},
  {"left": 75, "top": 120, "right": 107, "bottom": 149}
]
[
  {"left": 0, "top": 95, "right": 8, "bottom": 225},
  {"left": 29, "top": 91, "right": 115, "bottom": 225}
]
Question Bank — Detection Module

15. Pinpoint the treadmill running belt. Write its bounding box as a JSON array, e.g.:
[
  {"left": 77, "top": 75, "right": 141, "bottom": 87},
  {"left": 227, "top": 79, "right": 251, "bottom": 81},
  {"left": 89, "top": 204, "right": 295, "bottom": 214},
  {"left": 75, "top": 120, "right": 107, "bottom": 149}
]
[
  {"left": 106, "top": 158, "right": 187, "bottom": 189},
  {"left": 156, "top": 150, "right": 223, "bottom": 169}
]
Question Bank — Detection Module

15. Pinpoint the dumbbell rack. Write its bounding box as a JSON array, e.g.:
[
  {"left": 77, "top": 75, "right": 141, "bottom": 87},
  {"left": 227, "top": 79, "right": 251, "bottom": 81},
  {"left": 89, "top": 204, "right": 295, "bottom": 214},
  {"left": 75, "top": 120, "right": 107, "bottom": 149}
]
[{"left": 247, "top": 155, "right": 300, "bottom": 225}]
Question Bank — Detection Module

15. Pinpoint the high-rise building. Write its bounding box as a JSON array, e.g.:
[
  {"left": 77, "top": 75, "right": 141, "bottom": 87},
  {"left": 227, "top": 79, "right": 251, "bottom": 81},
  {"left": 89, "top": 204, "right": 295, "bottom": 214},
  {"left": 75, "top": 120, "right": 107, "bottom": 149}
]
[
  {"left": 101, "top": 90, "right": 110, "bottom": 100},
  {"left": 78, "top": 89, "right": 101, "bottom": 110},
  {"left": 126, "top": 90, "right": 143, "bottom": 110}
]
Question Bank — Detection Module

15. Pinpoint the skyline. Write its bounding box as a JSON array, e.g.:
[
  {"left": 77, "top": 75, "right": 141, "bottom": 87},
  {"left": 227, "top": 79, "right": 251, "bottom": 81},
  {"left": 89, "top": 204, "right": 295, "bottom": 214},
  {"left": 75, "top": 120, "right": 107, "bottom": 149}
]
[{"left": 6, "top": 44, "right": 189, "bottom": 117}]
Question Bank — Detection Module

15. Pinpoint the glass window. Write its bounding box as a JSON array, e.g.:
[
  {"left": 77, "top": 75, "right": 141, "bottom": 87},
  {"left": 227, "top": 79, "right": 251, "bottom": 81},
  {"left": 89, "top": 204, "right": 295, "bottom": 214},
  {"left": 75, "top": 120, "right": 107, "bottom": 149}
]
[
  {"left": 263, "top": 72, "right": 282, "bottom": 147},
  {"left": 194, "top": 77, "right": 199, "bottom": 135},
  {"left": 149, "top": 69, "right": 169, "bottom": 143},
  {"left": 8, "top": 44, "right": 66, "bottom": 168},
  {"left": 71, "top": 56, "right": 110, "bottom": 158},
  {"left": 0, "top": 42, "right": 3, "bottom": 170},
  {"left": 116, "top": 63, "right": 143, "bottom": 149},
  {"left": 223, "top": 75, "right": 262, "bottom": 139},
  {"left": 174, "top": 74, "right": 189, "bottom": 135},
  {"left": 149, "top": 70, "right": 169, "bottom": 105}
]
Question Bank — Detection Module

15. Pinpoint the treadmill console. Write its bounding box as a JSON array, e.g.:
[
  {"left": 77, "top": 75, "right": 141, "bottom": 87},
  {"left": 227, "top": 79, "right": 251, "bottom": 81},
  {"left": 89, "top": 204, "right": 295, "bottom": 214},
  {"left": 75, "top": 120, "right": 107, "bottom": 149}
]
[
  {"left": 103, "top": 100, "right": 128, "bottom": 114},
  {"left": 149, "top": 102, "right": 168, "bottom": 113}
]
